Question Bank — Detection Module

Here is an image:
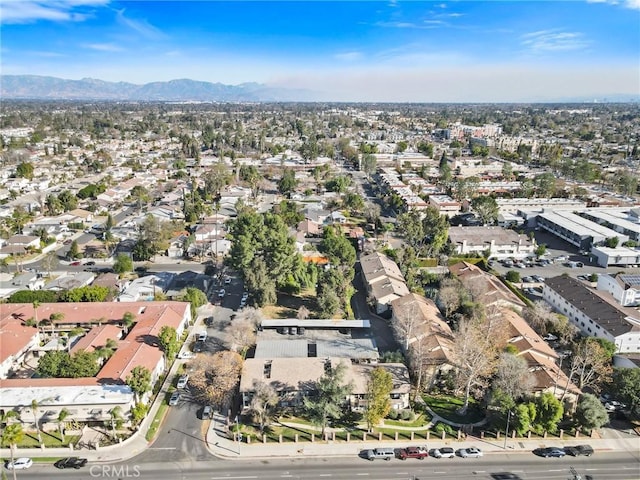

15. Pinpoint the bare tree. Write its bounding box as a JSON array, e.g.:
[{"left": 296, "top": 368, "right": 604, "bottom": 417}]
[
  {"left": 296, "top": 305, "right": 310, "bottom": 321},
  {"left": 493, "top": 352, "right": 535, "bottom": 400},
  {"left": 452, "top": 319, "right": 499, "bottom": 413},
  {"left": 550, "top": 314, "right": 578, "bottom": 345},
  {"left": 189, "top": 351, "right": 243, "bottom": 409},
  {"left": 249, "top": 380, "right": 278, "bottom": 433},
  {"left": 566, "top": 339, "right": 613, "bottom": 395},
  {"left": 392, "top": 301, "right": 419, "bottom": 351},
  {"left": 227, "top": 320, "right": 256, "bottom": 355},
  {"left": 407, "top": 335, "right": 432, "bottom": 401},
  {"left": 522, "top": 301, "right": 555, "bottom": 335},
  {"left": 438, "top": 278, "right": 462, "bottom": 318}
]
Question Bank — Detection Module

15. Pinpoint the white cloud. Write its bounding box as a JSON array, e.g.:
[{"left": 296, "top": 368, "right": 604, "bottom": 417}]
[
  {"left": 115, "top": 9, "right": 165, "bottom": 39},
  {"left": 587, "top": 0, "right": 640, "bottom": 9},
  {"left": 334, "top": 51, "right": 363, "bottom": 62},
  {"left": 0, "top": 0, "right": 107, "bottom": 24},
  {"left": 521, "top": 30, "right": 590, "bottom": 53},
  {"left": 83, "top": 42, "right": 123, "bottom": 52}
]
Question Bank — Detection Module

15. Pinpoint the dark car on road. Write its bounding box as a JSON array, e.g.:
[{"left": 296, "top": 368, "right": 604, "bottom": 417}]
[
  {"left": 397, "top": 446, "right": 429, "bottom": 460},
  {"left": 533, "top": 447, "right": 566, "bottom": 458},
  {"left": 564, "top": 445, "right": 594, "bottom": 457},
  {"left": 54, "top": 457, "right": 87, "bottom": 469}
]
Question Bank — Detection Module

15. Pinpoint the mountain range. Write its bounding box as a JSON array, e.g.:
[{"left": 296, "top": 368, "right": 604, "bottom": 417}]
[{"left": 0, "top": 75, "right": 314, "bottom": 102}]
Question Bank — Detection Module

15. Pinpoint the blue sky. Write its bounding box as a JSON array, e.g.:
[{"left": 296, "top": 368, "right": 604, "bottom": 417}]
[{"left": 1, "top": 0, "right": 639, "bottom": 101}]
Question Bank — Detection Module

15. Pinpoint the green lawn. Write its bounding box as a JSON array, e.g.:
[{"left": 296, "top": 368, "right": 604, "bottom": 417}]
[
  {"left": 384, "top": 413, "right": 431, "bottom": 428},
  {"left": 424, "top": 394, "right": 485, "bottom": 424},
  {"left": 1, "top": 431, "right": 80, "bottom": 448},
  {"left": 146, "top": 404, "right": 168, "bottom": 442}
]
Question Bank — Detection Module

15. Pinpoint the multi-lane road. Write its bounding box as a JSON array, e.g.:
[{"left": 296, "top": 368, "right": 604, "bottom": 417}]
[{"left": 14, "top": 451, "right": 640, "bottom": 479}]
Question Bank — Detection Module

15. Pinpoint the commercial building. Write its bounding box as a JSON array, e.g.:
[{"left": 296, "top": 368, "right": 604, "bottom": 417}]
[
  {"left": 597, "top": 273, "right": 640, "bottom": 307},
  {"left": 542, "top": 276, "right": 640, "bottom": 353},
  {"left": 537, "top": 210, "right": 628, "bottom": 250},
  {"left": 590, "top": 246, "right": 640, "bottom": 267}
]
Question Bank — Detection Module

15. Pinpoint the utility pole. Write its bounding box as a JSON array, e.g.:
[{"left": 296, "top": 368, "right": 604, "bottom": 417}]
[{"left": 503, "top": 410, "right": 512, "bottom": 450}]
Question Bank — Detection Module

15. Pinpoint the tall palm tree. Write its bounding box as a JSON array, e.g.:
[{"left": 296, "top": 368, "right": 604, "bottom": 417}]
[
  {"left": 31, "top": 399, "right": 42, "bottom": 446},
  {"left": 49, "top": 312, "right": 65, "bottom": 336},
  {"left": 108, "top": 406, "right": 123, "bottom": 440},
  {"left": 32, "top": 301, "right": 41, "bottom": 340},
  {"left": 57, "top": 408, "right": 70, "bottom": 442},
  {"left": 0, "top": 410, "right": 18, "bottom": 437},
  {"left": 122, "top": 312, "right": 135, "bottom": 334},
  {"left": 2, "top": 423, "right": 24, "bottom": 480}
]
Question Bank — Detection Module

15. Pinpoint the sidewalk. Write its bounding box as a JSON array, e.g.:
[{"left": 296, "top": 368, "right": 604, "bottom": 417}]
[
  {"left": 204, "top": 415, "right": 640, "bottom": 460},
  {"left": 0, "top": 350, "right": 186, "bottom": 464}
]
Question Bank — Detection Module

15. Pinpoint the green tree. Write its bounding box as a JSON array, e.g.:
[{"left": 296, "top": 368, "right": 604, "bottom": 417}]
[
  {"left": 361, "top": 153, "right": 377, "bottom": 177},
  {"left": 31, "top": 399, "right": 43, "bottom": 446},
  {"left": 68, "top": 240, "right": 81, "bottom": 260},
  {"left": 303, "top": 362, "right": 353, "bottom": 436},
  {"left": 113, "top": 253, "right": 133, "bottom": 274},
  {"left": 320, "top": 225, "right": 356, "bottom": 267},
  {"left": 278, "top": 168, "right": 298, "bottom": 197},
  {"left": 365, "top": 367, "right": 393, "bottom": 431},
  {"left": 505, "top": 270, "right": 520, "bottom": 283},
  {"left": 534, "top": 244, "right": 547, "bottom": 258},
  {"left": 130, "top": 402, "right": 148, "bottom": 427},
  {"left": 108, "top": 406, "right": 123, "bottom": 439},
  {"left": 532, "top": 392, "right": 563, "bottom": 434},
  {"left": 534, "top": 172, "right": 557, "bottom": 198},
  {"left": 57, "top": 190, "right": 78, "bottom": 211},
  {"left": 36, "top": 350, "right": 69, "bottom": 377},
  {"left": 126, "top": 366, "right": 152, "bottom": 403},
  {"left": 575, "top": 393, "right": 609, "bottom": 430},
  {"left": 512, "top": 402, "right": 536, "bottom": 436},
  {"left": 325, "top": 175, "right": 351, "bottom": 193},
  {"left": 604, "top": 237, "right": 619, "bottom": 248},
  {"left": 15, "top": 162, "right": 34, "bottom": 179},
  {"left": 57, "top": 408, "right": 70, "bottom": 442},
  {"left": 179, "top": 287, "right": 207, "bottom": 319},
  {"left": 470, "top": 196, "right": 499, "bottom": 225},
  {"left": 612, "top": 368, "right": 640, "bottom": 415},
  {"left": 2, "top": 423, "right": 24, "bottom": 480},
  {"left": 122, "top": 312, "right": 136, "bottom": 333},
  {"left": 158, "top": 325, "right": 179, "bottom": 360}
]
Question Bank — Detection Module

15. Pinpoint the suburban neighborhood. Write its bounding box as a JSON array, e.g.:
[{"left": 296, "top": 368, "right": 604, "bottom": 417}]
[{"left": 0, "top": 101, "right": 639, "bottom": 480}]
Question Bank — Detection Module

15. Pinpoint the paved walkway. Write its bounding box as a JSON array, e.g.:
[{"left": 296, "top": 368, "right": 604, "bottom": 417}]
[{"left": 204, "top": 414, "right": 640, "bottom": 460}]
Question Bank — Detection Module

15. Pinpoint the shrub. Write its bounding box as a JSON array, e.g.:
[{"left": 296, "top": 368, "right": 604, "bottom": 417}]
[
  {"left": 387, "top": 409, "right": 399, "bottom": 420},
  {"left": 400, "top": 409, "right": 415, "bottom": 421}
]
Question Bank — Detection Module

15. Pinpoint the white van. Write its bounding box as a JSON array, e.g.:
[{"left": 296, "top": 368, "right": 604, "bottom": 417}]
[{"left": 365, "top": 447, "right": 395, "bottom": 461}]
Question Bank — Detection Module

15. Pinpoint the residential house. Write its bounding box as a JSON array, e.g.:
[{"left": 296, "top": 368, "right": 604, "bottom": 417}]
[
  {"left": 500, "top": 309, "right": 581, "bottom": 406},
  {"left": 390, "top": 293, "right": 455, "bottom": 388},
  {"left": 0, "top": 316, "right": 39, "bottom": 379},
  {"left": 239, "top": 358, "right": 410, "bottom": 412},
  {"left": 360, "top": 252, "right": 410, "bottom": 314},
  {"left": 449, "top": 261, "right": 526, "bottom": 312},
  {"left": 448, "top": 226, "right": 536, "bottom": 259}
]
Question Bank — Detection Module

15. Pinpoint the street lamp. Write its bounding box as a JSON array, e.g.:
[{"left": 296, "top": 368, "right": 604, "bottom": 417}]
[{"left": 503, "top": 410, "right": 513, "bottom": 450}]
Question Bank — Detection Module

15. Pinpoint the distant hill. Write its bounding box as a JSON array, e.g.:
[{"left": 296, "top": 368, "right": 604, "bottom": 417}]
[{"left": 0, "top": 75, "right": 314, "bottom": 102}]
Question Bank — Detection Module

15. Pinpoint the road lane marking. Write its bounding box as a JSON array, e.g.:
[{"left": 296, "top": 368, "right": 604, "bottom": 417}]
[
  {"left": 356, "top": 474, "right": 369, "bottom": 476},
  {"left": 319, "top": 475, "right": 332, "bottom": 477},
  {"left": 148, "top": 447, "right": 177, "bottom": 450},
  {"left": 211, "top": 477, "right": 258, "bottom": 479}
]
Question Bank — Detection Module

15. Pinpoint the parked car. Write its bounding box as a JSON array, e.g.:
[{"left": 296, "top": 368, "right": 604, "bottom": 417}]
[
  {"left": 429, "top": 447, "right": 455, "bottom": 458},
  {"left": 192, "top": 341, "right": 205, "bottom": 353},
  {"left": 542, "top": 333, "right": 558, "bottom": 341},
  {"left": 532, "top": 275, "right": 545, "bottom": 282},
  {"left": 70, "top": 261, "right": 81, "bottom": 266},
  {"left": 564, "top": 445, "right": 594, "bottom": 457},
  {"left": 197, "top": 331, "right": 207, "bottom": 342},
  {"left": 178, "top": 351, "right": 195, "bottom": 359},
  {"left": 241, "top": 292, "right": 249, "bottom": 301},
  {"left": 85, "top": 261, "right": 96, "bottom": 266},
  {"left": 177, "top": 375, "right": 189, "bottom": 389},
  {"left": 5, "top": 458, "right": 33, "bottom": 470},
  {"left": 458, "top": 447, "right": 483, "bottom": 458},
  {"left": 205, "top": 316, "right": 214, "bottom": 327},
  {"left": 218, "top": 288, "right": 226, "bottom": 297},
  {"left": 202, "top": 405, "right": 212, "bottom": 419},
  {"left": 54, "top": 457, "right": 88, "bottom": 469},
  {"left": 397, "top": 446, "right": 429, "bottom": 460},
  {"left": 168, "top": 391, "right": 180, "bottom": 406},
  {"left": 534, "top": 447, "right": 566, "bottom": 458},
  {"left": 365, "top": 447, "right": 395, "bottom": 461}
]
